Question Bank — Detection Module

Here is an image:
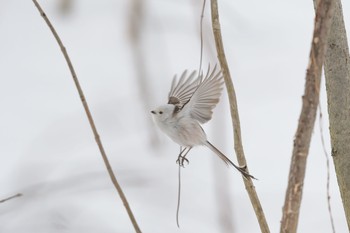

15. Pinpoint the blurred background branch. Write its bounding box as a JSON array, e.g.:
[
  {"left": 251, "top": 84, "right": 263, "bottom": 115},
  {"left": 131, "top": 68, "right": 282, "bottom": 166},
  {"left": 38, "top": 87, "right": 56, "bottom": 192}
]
[
  {"left": 192, "top": 0, "right": 235, "bottom": 231},
  {"left": 0, "top": 193, "right": 22, "bottom": 204},
  {"left": 128, "top": 0, "right": 159, "bottom": 147},
  {"left": 210, "top": 0, "right": 270, "bottom": 232}
]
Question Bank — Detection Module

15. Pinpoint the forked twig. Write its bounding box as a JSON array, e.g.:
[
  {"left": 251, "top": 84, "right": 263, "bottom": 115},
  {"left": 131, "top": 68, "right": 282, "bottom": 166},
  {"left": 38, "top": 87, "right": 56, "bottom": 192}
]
[
  {"left": 31, "top": 1, "right": 141, "bottom": 232},
  {"left": 210, "top": 0, "right": 270, "bottom": 232}
]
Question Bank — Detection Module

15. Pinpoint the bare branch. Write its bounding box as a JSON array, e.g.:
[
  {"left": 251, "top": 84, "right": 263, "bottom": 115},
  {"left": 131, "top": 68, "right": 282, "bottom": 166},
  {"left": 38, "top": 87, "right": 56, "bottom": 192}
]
[
  {"left": 128, "top": 0, "right": 159, "bottom": 146},
  {"left": 0, "top": 193, "right": 22, "bottom": 204},
  {"left": 198, "top": 0, "right": 206, "bottom": 80},
  {"left": 317, "top": 0, "right": 350, "bottom": 229},
  {"left": 280, "top": 0, "right": 335, "bottom": 232},
  {"left": 210, "top": 1, "right": 270, "bottom": 232},
  {"left": 31, "top": 1, "right": 141, "bottom": 232}
]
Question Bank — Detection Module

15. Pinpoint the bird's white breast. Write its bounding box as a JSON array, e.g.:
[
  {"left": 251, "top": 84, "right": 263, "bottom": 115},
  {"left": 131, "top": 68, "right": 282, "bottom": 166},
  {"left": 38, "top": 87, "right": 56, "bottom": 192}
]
[{"left": 155, "top": 114, "right": 207, "bottom": 147}]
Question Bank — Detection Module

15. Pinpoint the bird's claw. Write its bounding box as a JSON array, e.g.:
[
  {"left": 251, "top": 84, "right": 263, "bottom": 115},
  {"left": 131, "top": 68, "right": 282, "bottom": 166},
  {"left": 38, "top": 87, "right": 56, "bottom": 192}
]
[
  {"left": 238, "top": 165, "right": 257, "bottom": 180},
  {"left": 176, "top": 156, "right": 189, "bottom": 167}
]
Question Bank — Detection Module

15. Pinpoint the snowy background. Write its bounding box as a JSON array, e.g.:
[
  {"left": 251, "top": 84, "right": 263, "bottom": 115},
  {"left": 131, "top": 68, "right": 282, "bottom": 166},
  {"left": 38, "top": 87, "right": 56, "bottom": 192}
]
[{"left": 1, "top": 0, "right": 350, "bottom": 232}]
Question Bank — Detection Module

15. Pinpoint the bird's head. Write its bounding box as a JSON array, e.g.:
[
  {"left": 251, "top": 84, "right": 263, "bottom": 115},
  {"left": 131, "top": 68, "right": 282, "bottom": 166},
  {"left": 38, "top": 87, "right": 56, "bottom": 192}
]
[{"left": 150, "top": 104, "right": 175, "bottom": 122}]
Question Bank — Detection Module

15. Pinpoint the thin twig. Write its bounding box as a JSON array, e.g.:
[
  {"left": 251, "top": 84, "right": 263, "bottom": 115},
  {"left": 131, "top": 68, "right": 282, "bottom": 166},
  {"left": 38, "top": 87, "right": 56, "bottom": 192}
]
[
  {"left": 198, "top": 0, "right": 206, "bottom": 81},
  {"left": 280, "top": 0, "right": 335, "bottom": 232},
  {"left": 210, "top": 1, "right": 270, "bottom": 232},
  {"left": 176, "top": 1, "right": 206, "bottom": 227},
  {"left": 176, "top": 156, "right": 182, "bottom": 228},
  {"left": 31, "top": 1, "right": 141, "bottom": 232},
  {"left": 319, "top": 105, "right": 336, "bottom": 233},
  {"left": 0, "top": 193, "right": 22, "bottom": 204}
]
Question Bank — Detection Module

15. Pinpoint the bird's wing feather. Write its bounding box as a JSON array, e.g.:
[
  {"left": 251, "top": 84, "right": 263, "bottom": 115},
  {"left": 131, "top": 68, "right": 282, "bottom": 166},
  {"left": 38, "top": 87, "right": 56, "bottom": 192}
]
[
  {"left": 181, "top": 65, "right": 224, "bottom": 124},
  {"left": 168, "top": 70, "right": 199, "bottom": 107}
]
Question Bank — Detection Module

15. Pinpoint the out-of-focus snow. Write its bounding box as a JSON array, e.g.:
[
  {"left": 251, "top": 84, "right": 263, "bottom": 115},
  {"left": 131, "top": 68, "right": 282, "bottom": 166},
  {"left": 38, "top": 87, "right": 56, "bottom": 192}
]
[{"left": 0, "top": 0, "right": 349, "bottom": 232}]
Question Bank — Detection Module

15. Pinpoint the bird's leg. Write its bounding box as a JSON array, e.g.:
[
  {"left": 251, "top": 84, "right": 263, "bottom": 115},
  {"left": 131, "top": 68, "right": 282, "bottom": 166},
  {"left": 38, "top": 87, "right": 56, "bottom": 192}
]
[
  {"left": 182, "top": 146, "right": 192, "bottom": 165},
  {"left": 176, "top": 147, "right": 188, "bottom": 167},
  {"left": 176, "top": 147, "right": 192, "bottom": 167}
]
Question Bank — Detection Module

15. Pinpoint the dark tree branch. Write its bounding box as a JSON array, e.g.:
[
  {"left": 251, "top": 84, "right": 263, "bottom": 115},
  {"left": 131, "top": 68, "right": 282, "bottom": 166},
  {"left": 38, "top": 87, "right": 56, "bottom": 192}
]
[
  {"left": 0, "top": 193, "right": 22, "bottom": 204},
  {"left": 280, "top": 0, "right": 335, "bottom": 232}
]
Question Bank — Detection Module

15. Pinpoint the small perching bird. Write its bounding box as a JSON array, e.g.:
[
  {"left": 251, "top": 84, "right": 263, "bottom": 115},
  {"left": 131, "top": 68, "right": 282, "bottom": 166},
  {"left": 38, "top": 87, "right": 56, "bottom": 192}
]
[{"left": 151, "top": 65, "right": 255, "bottom": 179}]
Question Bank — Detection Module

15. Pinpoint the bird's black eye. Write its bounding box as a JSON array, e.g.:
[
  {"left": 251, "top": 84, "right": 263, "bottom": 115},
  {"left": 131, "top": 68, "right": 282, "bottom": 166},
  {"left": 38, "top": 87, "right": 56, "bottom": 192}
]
[{"left": 159, "top": 111, "right": 163, "bottom": 114}]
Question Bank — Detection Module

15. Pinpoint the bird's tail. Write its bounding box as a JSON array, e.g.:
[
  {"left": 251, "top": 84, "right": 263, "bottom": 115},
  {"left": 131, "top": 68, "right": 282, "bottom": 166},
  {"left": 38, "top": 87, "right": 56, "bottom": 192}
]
[{"left": 205, "top": 141, "right": 256, "bottom": 180}]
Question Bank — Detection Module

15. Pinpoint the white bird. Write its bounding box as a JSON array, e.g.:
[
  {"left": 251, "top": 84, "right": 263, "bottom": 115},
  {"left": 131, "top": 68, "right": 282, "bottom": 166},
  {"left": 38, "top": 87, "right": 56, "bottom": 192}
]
[{"left": 151, "top": 65, "right": 255, "bottom": 179}]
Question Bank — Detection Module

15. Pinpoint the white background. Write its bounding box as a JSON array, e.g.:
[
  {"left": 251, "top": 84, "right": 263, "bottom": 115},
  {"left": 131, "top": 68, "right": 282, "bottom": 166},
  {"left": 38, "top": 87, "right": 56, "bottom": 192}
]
[{"left": 0, "top": 0, "right": 349, "bottom": 232}]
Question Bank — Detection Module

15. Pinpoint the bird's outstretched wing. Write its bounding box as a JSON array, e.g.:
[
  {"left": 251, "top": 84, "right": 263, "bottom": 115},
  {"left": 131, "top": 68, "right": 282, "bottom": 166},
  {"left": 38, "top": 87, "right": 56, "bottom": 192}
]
[
  {"left": 168, "top": 70, "right": 199, "bottom": 108},
  {"left": 181, "top": 65, "right": 224, "bottom": 124}
]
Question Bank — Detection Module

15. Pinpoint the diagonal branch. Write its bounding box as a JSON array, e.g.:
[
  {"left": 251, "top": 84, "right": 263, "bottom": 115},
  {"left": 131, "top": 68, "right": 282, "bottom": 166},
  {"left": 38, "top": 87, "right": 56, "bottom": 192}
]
[
  {"left": 0, "top": 193, "right": 22, "bottom": 204},
  {"left": 280, "top": 0, "right": 335, "bottom": 232},
  {"left": 31, "top": 1, "right": 141, "bottom": 232},
  {"left": 210, "top": 1, "right": 270, "bottom": 232}
]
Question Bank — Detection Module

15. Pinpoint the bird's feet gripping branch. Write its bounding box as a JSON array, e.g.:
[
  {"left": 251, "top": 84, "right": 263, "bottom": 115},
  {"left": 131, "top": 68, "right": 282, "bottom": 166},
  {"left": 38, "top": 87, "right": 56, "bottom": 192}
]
[
  {"left": 176, "top": 147, "right": 192, "bottom": 167},
  {"left": 176, "top": 155, "right": 189, "bottom": 167}
]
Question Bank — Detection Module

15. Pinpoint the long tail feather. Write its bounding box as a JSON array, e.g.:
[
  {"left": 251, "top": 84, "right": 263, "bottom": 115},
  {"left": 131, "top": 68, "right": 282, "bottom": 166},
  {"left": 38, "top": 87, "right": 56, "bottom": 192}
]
[{"left": 205, "top": 141, "right": 257, "bottom": 180}]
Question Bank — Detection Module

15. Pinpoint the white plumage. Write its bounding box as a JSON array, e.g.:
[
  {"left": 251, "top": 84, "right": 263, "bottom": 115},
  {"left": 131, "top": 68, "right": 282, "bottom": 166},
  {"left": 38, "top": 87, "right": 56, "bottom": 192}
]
[{"left": 151, "top": 65, "right": 255, "bottom": 179}]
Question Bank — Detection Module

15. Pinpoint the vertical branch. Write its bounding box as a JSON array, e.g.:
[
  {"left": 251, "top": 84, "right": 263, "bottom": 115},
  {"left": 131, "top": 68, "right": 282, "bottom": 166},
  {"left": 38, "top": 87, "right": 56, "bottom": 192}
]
[
  {"left": 128, "top": 0, "right": 159, "bottom": 146},
  {"left": 280, "top": 0, "right": 335, "bottom": 232},
  {"left": 192, "top": 1, "right": 235, "bottom": 231},
  {"left": 316, "top": 0, "right": 350, "bottom": 229},
  {"left": 31, "top": 1, "right": 142, "bottom": 233},
  {"left": 212, "top": 147, "right": 235, "bottom": 232},
  {"left": 210, "top": 1, "right": 270, "bottom": 232},
  {"left": 197, "top": 0, "right": 206, "bottom": 78}
]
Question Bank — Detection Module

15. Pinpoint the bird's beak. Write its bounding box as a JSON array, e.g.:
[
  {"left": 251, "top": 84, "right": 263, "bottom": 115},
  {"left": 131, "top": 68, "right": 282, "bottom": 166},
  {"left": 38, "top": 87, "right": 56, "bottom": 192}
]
[{"left": 151, "top": 110, "right": 156, "bottom": 114}]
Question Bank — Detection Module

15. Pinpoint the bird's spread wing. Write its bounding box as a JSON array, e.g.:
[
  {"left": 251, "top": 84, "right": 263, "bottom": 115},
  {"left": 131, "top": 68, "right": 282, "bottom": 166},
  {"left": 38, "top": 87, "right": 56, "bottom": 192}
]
[
  {"left": 181, "top": 65, "right": 224, "bottom": 124},
  {"left": 168, "top": 70, "right": 199, "bottom": 107}
]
